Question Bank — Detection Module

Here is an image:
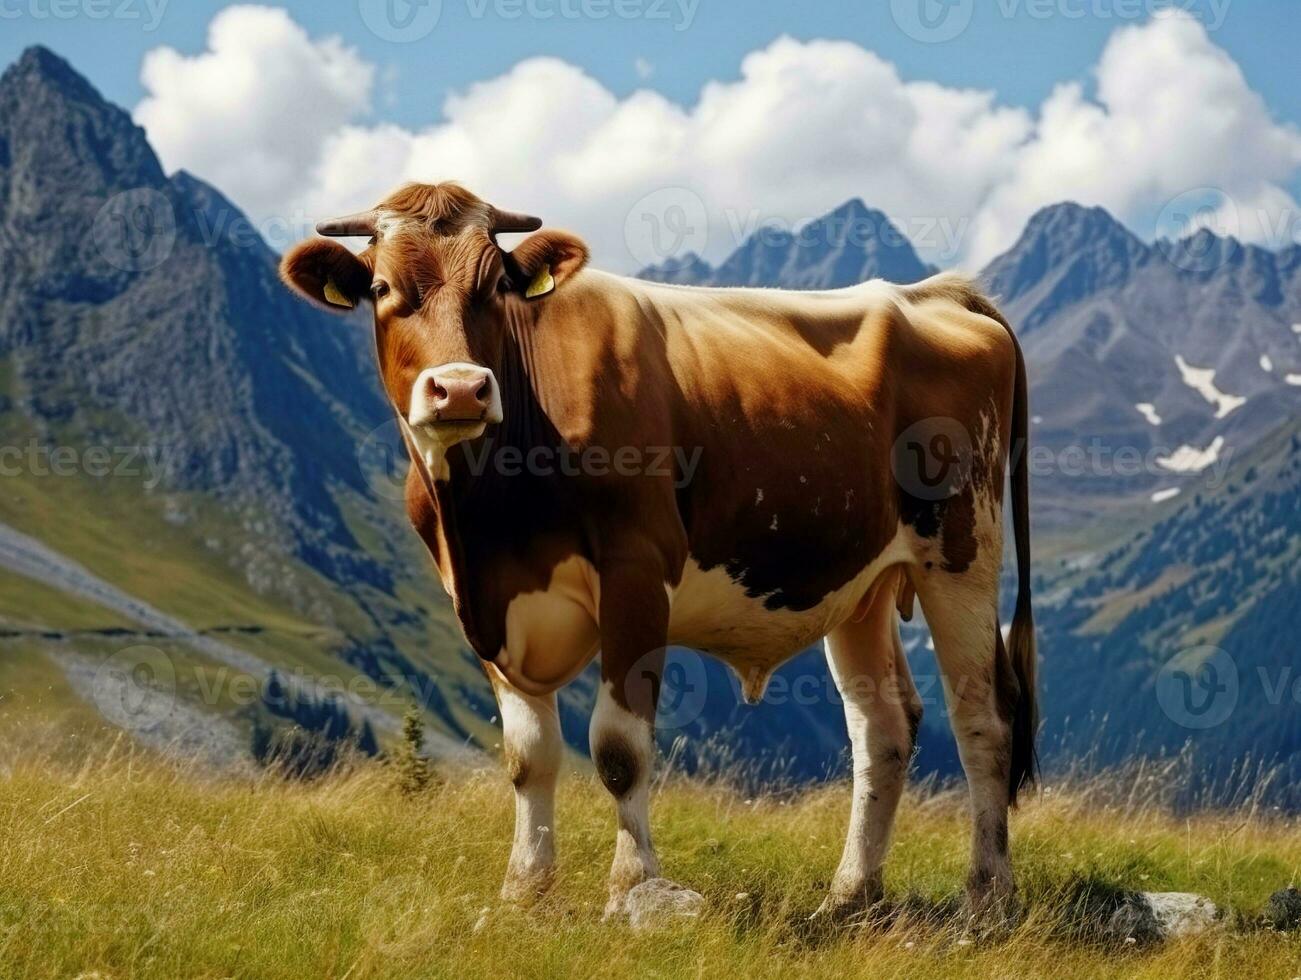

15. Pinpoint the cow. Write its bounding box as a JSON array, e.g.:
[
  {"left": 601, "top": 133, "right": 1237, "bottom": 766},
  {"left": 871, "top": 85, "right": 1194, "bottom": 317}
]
[{"left": 280, "top": 181, "right": 1037, "bottom": 923}]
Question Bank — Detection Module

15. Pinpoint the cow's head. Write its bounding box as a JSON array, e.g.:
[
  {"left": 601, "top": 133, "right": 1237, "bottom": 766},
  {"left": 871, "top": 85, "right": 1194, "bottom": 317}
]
[{"left": 280, "top": 182, "right": 588, "bottom": 477}]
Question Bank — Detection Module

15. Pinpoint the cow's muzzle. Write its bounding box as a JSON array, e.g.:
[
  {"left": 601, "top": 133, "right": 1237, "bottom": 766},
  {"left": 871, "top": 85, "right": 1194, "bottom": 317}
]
[{"left": 409, "top": 364, "right": 503, "bottom": 427}]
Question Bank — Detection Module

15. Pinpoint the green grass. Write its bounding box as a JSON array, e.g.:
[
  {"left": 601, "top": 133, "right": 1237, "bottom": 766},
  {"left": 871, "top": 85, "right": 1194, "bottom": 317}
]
[{"left": 0, "top": 747, "right": 1296, "bottom": 979}]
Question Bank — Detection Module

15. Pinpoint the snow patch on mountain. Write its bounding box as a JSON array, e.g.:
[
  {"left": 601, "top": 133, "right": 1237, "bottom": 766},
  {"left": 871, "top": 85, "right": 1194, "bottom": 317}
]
[
  {"left": 1286, "top": 374, "right": 1301, "bottom": 386},
  {"left": 1260, "top": 355, "right": 1274, "bottom": 372},
  {"left": 1151, "top": 487, "right": 1182, "bottom": 503},
  {"left": 1174, "top": 356, "right": 1246, "bottom": 419},
  {"left": 1136, "top": 403, "right": 1162, "bottom": 426},
  {"left": 1157, "top": 436, "right": 1226, "bottom": 473}
]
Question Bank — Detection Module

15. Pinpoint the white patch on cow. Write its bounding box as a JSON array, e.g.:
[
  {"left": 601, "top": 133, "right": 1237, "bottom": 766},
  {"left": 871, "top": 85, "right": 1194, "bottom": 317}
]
[
  {"left": 1260, "top": 354, "right": 1274, "bottom": 373},
  {"left": 493, "top": 556, "right": 601, "bottom": 696},
  {"left": 492, "top": 680, "right": 561, "bottom": 896},
  {"left": 1174, "top": 355, "right": 1246, "bottom": 418},
  {"left": 1151, "top": 486, "right": 1182, "bottom": 503},
  {"left": 1286, "top": 373, "right": 1301, "bottom": 386},
  {"left": 666, "top": 528, "right": 912, "bottom": 698},
  {"left": 1135, "top": 402, "right": 1162, "bottom": 426},
  {"left": 403, "top": 419, "right": 482, "bottom": 483},
  {"left": 1157, "top": 436, "right": 1225, "bottom": 473}
]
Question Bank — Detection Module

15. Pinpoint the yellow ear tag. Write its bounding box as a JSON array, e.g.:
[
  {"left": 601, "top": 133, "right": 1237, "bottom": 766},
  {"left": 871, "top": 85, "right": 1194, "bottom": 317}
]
[
  {"left": 525, "top": 263, "right": 555, "bottom": 299},
  {"left": 323, "top": 278, "right": 354, "bottom": 309}
]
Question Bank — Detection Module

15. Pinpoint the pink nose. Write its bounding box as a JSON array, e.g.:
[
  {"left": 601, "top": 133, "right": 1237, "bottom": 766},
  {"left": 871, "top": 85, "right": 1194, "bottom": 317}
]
[{"left": 426, "top": 368, "right": 493, "bottom": 422}]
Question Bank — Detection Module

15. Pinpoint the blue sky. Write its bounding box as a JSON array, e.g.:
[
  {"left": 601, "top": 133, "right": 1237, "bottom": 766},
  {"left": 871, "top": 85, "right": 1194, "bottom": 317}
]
[
  {"left": 4, "top": 1, "right": 1299, "bottom": 269},
  {"left": 4, "top": 0, "right": 1299, "bottom": 126}
]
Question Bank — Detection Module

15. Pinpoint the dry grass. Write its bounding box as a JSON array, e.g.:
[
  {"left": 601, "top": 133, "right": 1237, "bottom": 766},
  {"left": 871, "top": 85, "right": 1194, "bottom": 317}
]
[{"left": 0, "top": 743, "right": 1298, "bottom": 979}]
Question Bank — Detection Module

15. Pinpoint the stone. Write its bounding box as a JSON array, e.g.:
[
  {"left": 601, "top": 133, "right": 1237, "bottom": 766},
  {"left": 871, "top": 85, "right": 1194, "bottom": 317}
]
[
  {"left": 625, "top": 878, "right": 705, "bottom": 930},
  {"left": 1262, "top": 887, "right": 1301, "bottom": 931},
  {"left": 1107, "top": 891, "right": 1219, "bottom": 944}
]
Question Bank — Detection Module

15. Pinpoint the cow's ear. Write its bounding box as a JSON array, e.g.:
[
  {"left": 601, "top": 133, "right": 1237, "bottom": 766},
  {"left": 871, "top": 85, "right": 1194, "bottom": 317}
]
[
  {"left": 280, "top": 238, "right": 373, "bottom": 312},
  {"left": 509, "top": 230, "right": 589, "bottom": 299}
]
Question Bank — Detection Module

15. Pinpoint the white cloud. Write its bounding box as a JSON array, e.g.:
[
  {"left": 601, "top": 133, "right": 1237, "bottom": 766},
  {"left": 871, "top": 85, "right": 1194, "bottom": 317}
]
[
  {"left": 966, "top": 10, "right": 1301, "bottom": 263},
  {"left": 134, "top": 7, "right": 1301, "bottom": 272},
  {"left": 135, "top": 5, "right": 373, "bottom": 222}
]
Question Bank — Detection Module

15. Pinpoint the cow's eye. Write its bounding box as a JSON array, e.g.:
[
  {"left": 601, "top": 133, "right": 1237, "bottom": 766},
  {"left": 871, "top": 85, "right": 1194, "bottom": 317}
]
[{"left": 371, "top": 281, "right": 390, "bottom": 299}]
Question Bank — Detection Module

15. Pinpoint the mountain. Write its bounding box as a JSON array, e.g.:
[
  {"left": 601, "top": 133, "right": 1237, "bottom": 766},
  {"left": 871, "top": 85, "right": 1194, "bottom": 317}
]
[
  {"left": 985, "top": 202, "right": 1301, "bottom": 524},
  {"left": 1, "top": 46, "right": 1296, "bottom": 805},
  {"left": 0, "top": 47, "right": 494, "bottom": 764},
  {"left": 1032, "top": 415, "right": 1301, "bottom": 808},
  {"left": 639, "top": 198, "right": 935, "bottom": 288}
]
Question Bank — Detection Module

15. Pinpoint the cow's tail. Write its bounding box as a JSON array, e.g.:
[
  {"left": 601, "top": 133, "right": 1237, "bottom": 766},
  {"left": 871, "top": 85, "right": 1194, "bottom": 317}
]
[
  {"left": 1001, "top": 310, "right": 1038, "bottom": 805},
  {"left": 925, "top": 274, "right": 1038, "bottom": 804}
]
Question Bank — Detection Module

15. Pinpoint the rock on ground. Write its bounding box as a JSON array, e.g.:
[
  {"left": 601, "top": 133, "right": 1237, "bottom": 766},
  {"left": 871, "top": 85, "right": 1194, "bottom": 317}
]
[
  {"left": 1262, "top": 887, "right": 1301, "bottom": 931},
  {"left": 1108, "top": 891, "right": 1219, "bottom": 943},
  {"left": 625, "top": 878, "right": 705, "bottom": 930}
]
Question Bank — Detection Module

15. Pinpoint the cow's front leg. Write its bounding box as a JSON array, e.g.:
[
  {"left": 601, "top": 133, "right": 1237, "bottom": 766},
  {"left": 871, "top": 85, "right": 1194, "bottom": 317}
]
[
  {"left": 492, "top": 677, "right": 562, "bottom": 904},
  {"left": 591, "top": 546, "right": 672, "bottom": 919}
]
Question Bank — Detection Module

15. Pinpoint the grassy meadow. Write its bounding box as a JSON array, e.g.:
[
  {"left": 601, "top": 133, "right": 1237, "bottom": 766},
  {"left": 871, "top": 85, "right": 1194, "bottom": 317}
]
[{"left": 0, "top": 742, "right": 1298, "bottom": 979}]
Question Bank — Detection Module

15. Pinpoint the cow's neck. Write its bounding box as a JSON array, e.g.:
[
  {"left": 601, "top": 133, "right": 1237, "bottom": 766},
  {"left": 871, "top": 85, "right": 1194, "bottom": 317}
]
[{"left": 415, "top": 312, "right": 578, "bottom": 653}]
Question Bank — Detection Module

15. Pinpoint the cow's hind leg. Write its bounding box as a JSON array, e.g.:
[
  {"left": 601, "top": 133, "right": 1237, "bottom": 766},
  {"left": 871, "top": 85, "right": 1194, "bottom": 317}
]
[
  {"left": 492, "top": 678, "right": 563, "bottom": 904},
  {"left": 815, "top": 570, "right": 922, "bottom": 922},
  {"left": 914, "top": 561, "right": 1020, "bottom": 921}
]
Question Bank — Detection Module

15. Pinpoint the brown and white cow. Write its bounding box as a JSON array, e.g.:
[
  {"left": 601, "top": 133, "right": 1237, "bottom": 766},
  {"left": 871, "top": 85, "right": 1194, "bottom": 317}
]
[{"left": 280, "top": 182, "right": 1037, "bottom": 922}]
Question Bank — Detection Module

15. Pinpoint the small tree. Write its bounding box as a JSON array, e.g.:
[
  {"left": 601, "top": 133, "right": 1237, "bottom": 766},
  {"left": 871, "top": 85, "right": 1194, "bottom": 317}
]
[{"left": 397, "top": 706, "right": 432, "bottom": 795}]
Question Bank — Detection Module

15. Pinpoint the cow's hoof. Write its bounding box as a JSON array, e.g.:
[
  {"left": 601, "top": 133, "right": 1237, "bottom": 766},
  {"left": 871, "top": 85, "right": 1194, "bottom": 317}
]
[
  {"left": 809, "top": 888, "right": 885, "bottom": 930},
  {"left": 602, "top": 892, "right": 628, "bottom": 921},
  {"left": 961, "top": 887, "right": 1020, "bottom": 939},
  {"left": 499, "top": 867, "right": 555, "bottom": 907}
]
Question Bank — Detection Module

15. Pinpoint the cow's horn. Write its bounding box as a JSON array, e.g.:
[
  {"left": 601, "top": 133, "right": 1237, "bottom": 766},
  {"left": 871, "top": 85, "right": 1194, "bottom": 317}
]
[
  {"left": 316, "top": 211, "right": 379, "bottom": 237},
  {"left": 490, "top": 207, "right": 542, "bottom": 233}
]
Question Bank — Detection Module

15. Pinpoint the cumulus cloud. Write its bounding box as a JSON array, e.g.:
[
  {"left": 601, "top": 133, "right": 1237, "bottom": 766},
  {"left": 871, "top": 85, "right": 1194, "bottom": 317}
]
[
  {"left": 134, "top": 7, "right": 1301, "bottom": 270},
  {"left": 966, "top": 10, "right": 1301, "bottom": 263},
  {"left": 135, "top": 5, "right": 373, "bottom": 222}
]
